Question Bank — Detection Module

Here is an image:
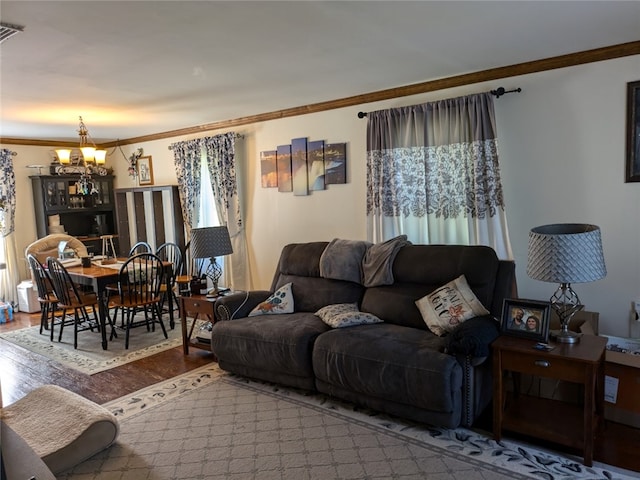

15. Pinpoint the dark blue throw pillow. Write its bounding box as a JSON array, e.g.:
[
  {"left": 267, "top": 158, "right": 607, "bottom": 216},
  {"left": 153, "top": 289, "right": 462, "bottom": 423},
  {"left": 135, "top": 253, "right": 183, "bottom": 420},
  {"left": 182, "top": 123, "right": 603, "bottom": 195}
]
[{"left": 446, "top": 315, "right": 500, "bottom": 357}]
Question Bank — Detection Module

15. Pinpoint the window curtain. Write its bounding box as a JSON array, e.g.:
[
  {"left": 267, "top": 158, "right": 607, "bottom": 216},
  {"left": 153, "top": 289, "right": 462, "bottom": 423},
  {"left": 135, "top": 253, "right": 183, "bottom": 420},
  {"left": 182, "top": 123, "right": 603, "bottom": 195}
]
[
  {"left": 171, "top": 133, "right": 252, "bottom": 291},
  {"left": 172, "top": 139, "right": 202, "bottom": 234},
  {"left": 0, "top": 149, "right": 18, "bottom": 306},
  {"left": 202, "top": 133, "right": 251, "bottom": 291},
  {"left": 366, "top": 92, "right": 513, "bottom": 259}
]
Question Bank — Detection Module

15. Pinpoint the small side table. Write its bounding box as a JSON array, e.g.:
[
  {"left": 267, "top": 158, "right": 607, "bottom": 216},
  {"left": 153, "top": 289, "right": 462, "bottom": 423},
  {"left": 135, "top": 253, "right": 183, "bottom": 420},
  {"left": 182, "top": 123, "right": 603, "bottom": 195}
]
[
  {"left": 179, "top": 294, "right": 215, "bottom": 354},
  {"left": 492, "top": 334, "right": 607, "bottom": 466}
]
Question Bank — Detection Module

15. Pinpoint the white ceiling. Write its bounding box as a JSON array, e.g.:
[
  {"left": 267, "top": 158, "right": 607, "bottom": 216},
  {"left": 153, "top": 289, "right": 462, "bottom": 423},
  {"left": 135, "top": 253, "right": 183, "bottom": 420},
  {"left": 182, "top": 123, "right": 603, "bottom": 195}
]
[{"left": 1, "top": 1, "right": 639, "bottom": 143}]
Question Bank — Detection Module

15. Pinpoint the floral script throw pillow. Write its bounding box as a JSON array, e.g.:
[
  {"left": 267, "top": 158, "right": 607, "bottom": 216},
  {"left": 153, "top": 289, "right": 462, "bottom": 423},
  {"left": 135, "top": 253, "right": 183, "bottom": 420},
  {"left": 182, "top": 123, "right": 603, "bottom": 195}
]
[
  {"left": 415, "top": 275, "right": 489, "bottom": 336},
  {"left": 315, "top": 303, "right": 384, "bottom": 328},
  {"left": 248, "top": 283, "right": 294, "bottom": 316}
]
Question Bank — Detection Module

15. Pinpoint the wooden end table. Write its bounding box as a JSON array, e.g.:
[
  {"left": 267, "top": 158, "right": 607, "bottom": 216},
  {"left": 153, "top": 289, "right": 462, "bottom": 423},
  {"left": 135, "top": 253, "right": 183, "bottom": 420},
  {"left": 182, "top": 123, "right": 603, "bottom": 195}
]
[
  {"left": 492, "top": 334, "right": 607, "bottom": 466},
  {"left": 179, "top": 294, "right": 215, "bottom": 354}
]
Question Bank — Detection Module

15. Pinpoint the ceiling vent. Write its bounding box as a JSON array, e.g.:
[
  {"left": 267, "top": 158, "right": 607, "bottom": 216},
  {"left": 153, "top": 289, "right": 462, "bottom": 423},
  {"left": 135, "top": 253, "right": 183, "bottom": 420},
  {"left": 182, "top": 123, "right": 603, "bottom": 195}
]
[{"left": 0, "top": 22, "right": 24, "bottom": 44}]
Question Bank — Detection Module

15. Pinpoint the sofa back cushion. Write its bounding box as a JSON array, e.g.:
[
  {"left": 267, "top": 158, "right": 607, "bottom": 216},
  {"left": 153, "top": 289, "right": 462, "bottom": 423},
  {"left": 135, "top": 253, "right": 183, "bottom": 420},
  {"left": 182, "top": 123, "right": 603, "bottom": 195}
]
[
  {"left": 271, "top": 242, "right": 365, "bottom": 312},
  {"left": 360, "top": 245, "right": 501, "bottom": 330}
]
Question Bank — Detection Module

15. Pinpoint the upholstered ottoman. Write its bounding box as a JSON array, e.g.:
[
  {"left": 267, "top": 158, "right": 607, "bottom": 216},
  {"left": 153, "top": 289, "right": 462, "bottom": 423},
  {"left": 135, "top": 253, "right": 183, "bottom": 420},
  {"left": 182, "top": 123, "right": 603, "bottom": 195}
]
[{"left": 0, "top": 385, "right": 119, "bottom": 474}]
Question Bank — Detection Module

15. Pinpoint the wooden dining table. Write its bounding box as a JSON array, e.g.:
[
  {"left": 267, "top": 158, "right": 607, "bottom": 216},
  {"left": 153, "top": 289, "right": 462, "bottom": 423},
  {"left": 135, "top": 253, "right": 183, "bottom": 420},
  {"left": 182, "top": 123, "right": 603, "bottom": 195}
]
[{"left": 64, "top": 260, "right": 175, "bottom": 350}]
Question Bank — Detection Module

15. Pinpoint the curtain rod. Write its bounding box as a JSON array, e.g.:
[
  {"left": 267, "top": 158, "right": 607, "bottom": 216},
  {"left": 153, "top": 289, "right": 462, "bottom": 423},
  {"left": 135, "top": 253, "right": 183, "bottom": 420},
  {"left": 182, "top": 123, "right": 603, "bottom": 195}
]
[
  {"left": 167, "top": 132, "right": 244, "bottom": 150},
  {"left": 357, "top": 86, "right": 522, "bottom": 118}
]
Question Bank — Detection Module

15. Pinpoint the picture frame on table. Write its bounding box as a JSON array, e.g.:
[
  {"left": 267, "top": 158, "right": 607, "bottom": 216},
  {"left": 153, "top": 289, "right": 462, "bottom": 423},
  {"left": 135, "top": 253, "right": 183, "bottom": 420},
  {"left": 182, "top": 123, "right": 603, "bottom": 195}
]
[
  {"left": 500, "top": 298, "right": 551, "bottom": 343},
  {"left": 625, "top": 80, "right": 640, "bottom": 183},
  {"left": 137, "top": 156, "right": 154, "bottom": 185}
]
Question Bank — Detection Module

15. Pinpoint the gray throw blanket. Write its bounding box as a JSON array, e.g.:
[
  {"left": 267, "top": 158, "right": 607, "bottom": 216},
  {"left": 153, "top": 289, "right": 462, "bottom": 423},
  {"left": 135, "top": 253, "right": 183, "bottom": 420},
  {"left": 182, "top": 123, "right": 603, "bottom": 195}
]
[
  {"left": 319, "top": 235, "right": 412, "bottom": 286},
  {"left": 319, "top": 238, "right": 371, "bottom": 284},
  {"left": 362, "top": 235, "right": 412, "bottom": 287}
]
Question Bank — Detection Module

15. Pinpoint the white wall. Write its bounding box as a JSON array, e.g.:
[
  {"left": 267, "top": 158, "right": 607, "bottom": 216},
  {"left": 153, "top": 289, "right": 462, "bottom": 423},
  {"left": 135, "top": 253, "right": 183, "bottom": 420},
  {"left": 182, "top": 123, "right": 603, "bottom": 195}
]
[{"left": 7, "top": 55, "right": 640, "bottom": 337}]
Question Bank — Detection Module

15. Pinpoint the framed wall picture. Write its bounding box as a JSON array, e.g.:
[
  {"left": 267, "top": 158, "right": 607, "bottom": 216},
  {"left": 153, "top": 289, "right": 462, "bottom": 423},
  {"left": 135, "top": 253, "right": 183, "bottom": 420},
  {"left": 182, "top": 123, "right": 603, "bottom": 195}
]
[
  {"left": 500, "top": 298, "right": 551, "bottom": 342},
  {"left": 137, "top": 156, "right": 154, "bottom": 185},
  {"left": 626, "top": 80, "right": 640, "bottom": 182}
]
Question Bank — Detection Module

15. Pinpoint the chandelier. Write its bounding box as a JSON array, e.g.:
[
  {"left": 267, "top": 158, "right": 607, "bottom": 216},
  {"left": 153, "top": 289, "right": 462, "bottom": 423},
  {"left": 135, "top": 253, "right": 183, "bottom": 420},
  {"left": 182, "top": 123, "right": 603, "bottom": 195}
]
[{"left": 55, "top": 116, "right": 107, "bottom": 195}]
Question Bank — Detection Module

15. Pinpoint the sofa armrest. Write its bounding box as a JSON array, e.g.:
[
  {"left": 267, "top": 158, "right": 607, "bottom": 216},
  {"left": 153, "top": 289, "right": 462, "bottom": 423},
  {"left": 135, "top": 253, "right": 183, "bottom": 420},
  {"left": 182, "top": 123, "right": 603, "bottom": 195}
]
[
  {"left": 445, "top": 315, "right": 500, "bottom": 359},
  {"left": 215, "top": 290, "right": 271, "bottom": 321}
]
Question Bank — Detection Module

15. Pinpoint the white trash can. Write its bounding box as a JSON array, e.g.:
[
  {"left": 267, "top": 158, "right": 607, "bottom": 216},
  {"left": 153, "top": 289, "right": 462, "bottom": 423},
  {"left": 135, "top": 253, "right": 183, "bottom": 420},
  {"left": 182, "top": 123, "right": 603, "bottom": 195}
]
[{"left": 17, "top": 280, "right": 41, "bottom": 313}]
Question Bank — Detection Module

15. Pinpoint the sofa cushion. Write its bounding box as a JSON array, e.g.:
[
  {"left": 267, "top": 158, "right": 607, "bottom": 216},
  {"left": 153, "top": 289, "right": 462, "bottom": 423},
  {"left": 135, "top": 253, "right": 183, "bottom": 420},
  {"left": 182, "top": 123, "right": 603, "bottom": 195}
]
[
  {"left": 360, "top": 245, "right": 500, "bottom": 330},
  {"left": 315, "top": 303, "right": 383, "bottom": 328},
  {"left": 270, "top": 242, "right": 365, "bottom": 313},
  {"left": 274, "top": 276, "right": 364, "bottom": 313},
  {"left": 415, "top": 275, "right": 490, "bottom": 336},
  {"left": 212, "top": 312, "right": 330, "bottom": 379},
  {"left": 313, "top": 324, "right": 461, "bottom": 413},
  {"left": 248, "top": 282, "right": 294, "bottom": 316}
]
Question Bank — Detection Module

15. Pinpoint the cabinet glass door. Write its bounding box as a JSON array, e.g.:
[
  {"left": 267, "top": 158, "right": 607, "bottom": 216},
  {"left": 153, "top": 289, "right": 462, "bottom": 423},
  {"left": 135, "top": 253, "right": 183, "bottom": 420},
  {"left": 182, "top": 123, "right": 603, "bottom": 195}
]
[
  {"left": 44, "top": 180, "right": 67, "bottom": 209},
  {"left": 94, "top": 179, "right": 112, "bottom": 205}
]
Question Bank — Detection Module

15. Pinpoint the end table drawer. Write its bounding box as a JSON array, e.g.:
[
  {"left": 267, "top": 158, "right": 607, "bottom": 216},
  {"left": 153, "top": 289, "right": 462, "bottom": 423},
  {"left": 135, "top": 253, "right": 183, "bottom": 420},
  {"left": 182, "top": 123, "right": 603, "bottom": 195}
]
[
  {"left": 501, "top": 350, "right": 584, "bottom": 383},
  {"left": 182, "top": 297, "right": 213, "bottom": 314}
]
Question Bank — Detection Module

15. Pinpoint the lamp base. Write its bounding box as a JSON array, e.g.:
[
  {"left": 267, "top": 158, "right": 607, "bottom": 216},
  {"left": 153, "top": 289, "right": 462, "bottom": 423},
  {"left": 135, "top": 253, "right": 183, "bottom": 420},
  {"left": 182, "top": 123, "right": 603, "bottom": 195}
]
[{"left": 550, "top": 328, "right": 582, "bottom": 344}]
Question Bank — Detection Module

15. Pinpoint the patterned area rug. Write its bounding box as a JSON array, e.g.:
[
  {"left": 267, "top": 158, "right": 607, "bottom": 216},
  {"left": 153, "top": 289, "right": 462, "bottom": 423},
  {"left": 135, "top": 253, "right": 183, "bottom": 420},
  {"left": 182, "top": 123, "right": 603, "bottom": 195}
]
[
  {"left": 58, "top": 364, "right": 637, "bottom": 480},
  {"left": 0, "top": 317, "right": 205, "bottom": 375}
]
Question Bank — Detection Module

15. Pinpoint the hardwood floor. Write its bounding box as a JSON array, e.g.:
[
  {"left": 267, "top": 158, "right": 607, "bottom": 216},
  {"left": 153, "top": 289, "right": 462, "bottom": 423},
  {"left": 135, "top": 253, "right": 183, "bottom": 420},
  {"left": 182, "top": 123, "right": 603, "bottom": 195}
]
[
  {"left": 0, "top": 310, "right": 215, "bottom": 406},
  {"left": 1, "top": 311, "right": 640, "bottom": 473}
]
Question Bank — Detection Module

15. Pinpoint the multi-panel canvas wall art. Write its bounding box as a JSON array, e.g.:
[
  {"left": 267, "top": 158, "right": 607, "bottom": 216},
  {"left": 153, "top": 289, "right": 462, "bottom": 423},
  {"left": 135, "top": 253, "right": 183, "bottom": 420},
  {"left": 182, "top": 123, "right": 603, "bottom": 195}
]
[
  {"left": 307, "top": 140, "right": 325, "bottom": 191},
  {"left": 276, "top": 145, "right": 293, "bottom": 192},
  {"left": 325, "top": 143, "right": 346, "bottom": 185},
  {"left": 260, "top": 150, "right": 277, "bottom": 188},
  {"left": 292, "top": 137, "right": 309, "bottom": 196},
  {"left": 261, "top": 138, "right": 346, "bottom": 194}
]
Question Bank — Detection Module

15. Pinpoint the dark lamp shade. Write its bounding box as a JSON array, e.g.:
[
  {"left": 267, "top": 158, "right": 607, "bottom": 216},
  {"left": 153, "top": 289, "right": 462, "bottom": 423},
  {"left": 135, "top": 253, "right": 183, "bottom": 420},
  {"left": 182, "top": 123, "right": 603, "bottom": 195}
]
[
  {"left": 190, "top": 226, "right": 233, "bottom": 259},
  {"left": 526, "top": 223, "right": 606, "bottom": 284}
]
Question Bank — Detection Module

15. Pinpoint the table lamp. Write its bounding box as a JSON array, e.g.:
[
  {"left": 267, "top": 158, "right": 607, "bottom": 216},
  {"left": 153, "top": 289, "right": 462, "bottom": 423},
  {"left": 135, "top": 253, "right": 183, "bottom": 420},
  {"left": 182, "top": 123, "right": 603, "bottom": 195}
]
[
  {"left": 189, "top": 226, "right": 233, "bottom": 296},
  {"left": 526, "top": 223, "right": 606, "bottom": 343}
]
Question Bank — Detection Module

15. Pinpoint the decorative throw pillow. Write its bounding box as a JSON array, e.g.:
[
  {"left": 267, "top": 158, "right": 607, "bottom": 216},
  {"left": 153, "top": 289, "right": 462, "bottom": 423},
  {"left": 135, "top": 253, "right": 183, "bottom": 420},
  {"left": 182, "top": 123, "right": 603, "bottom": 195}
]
[
  {"left": 248, "top": 283, "right": 294, "bottom": 316},
  {"left": 315, "top": 303, "right": 383, "bottom": 328},
  {"left": 415, "top": 275, "right": 489, "bottom": 336}
]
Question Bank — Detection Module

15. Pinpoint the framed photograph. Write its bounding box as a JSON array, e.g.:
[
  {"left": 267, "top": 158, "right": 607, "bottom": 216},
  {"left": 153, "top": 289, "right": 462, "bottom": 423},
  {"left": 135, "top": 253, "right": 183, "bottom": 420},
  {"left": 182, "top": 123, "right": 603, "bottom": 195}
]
[
  {"left": 626, "top": 80, "right": 640, "bottom": 182},
  {"left": 500, "top": 298, "right": 551, "bottom": 342},
  {"left": 137, "top": 156, "right": 154, "bottom": 185}
]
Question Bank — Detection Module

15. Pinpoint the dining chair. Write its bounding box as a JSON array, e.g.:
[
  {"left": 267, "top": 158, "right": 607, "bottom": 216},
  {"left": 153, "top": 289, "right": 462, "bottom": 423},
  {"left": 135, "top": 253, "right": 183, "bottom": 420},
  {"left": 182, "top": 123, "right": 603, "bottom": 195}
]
[
  {"left": 155, "top": 242, "right": 182, "bottom": 320},
  {"left": 128, "top": 241, "right": 152, "bottom": 256},
  {"left": 106, "top": 241, "right": 152, "bottom": 325},
  {"left": 26, "top": 254, "right": 58, "bottom": 335},
  {"left": 108, "top": 252, "right": 168, "bottom": 349},
  {"left": 46, "top": 257, "right": 105, "bottom": 349}
]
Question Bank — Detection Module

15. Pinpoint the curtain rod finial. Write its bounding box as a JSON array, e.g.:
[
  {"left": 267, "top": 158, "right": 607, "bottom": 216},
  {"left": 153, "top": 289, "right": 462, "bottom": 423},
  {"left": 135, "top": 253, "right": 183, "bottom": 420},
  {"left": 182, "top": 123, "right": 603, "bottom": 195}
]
[
  {"left": 357, "top": 111, "right": 367, "bottom": 118},
  {"left": 491, "top": 87, "right": 522, "bottom": 98}
]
